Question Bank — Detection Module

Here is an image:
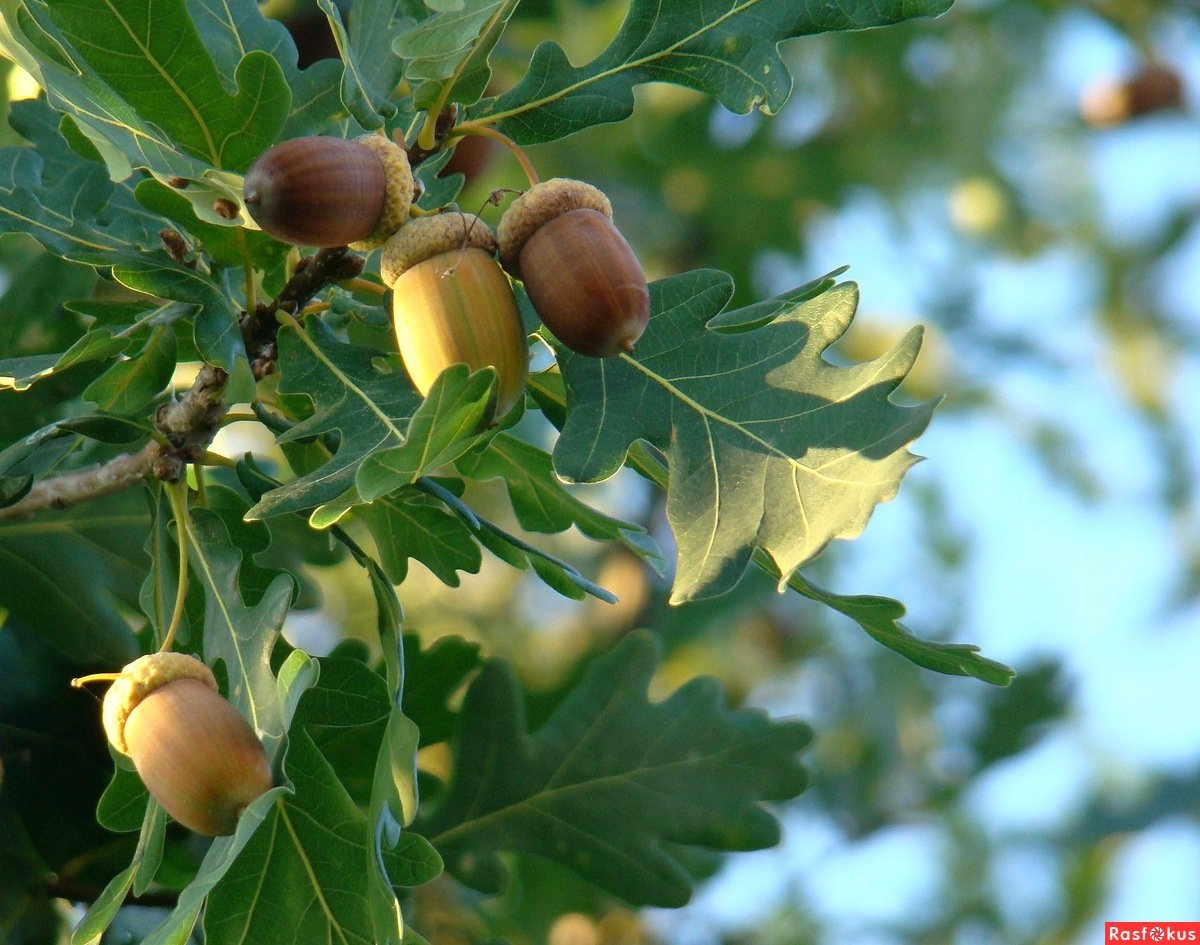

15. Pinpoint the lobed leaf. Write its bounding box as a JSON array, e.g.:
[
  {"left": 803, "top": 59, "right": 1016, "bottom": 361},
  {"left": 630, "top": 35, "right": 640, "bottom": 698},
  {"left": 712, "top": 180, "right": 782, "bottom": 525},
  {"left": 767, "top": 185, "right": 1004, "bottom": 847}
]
[
  {"left": 468, "top": 0, "right": 954, "bottom": 144},
  {"left": 246, "top": 319, "right": 494, "bottom": 521},
  {"left": 456, "top": 432, "right": 664, "bottom": 571},
  {"left": 552, "top": 274, "right": 934, "bottom": 604},
  {"left": 359, "top": 486, "right": 483, "bottom": 586},
  {"left": 318, "top": 0, "right": 404, "bottom": 128},
  {"left": 418, "top": 631, "right": 811, "bottom": 907},
  {"left": 187, "top": 509, "right": 294, "bottom": 756},
  {"left": 203, "top": 656, "right": 437, "bottom": 945}
]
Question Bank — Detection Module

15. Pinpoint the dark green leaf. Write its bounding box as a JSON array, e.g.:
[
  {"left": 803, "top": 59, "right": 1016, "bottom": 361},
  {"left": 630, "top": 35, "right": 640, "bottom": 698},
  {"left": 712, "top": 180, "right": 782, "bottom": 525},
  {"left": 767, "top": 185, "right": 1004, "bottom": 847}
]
[
  {"left": 417, "top": 476, "right": 616, "bottom": 601},
  {"left": 418, "top": 631, "right": 811, "bottom": 907},
  {"left": 359, "top": 486, "right": 483, "bottom": 585},
  {"left": 246, "top": 320, "right": 497, "bottom": 520},
  {"left": 81, "top": 327, "right": 176, "bottom": 415},
  {"left": 401, "top": 633, "right": 481, "bottom": 748},
  {"left": 187, "top": 508, "right": 294, "bottom": 756},
  {"left": 56, "top": 413, "right": 155, "bottom": 445},
  {"left": 0, "top": 490, "right": 145, "bottom": 665},
  {"left": 0, "top": 251, "right": 94, "bottom": 360},
  {"left": 469, "top": 0, "right": 953, "bottom": 143},
  {"left": 111, "top": 262, "right": 241, "bottom": 370},
  {"left": 95, "top": 762, "right": 148, "bottom": 834},
  {"left": 552, "top": 275, "right": 934, "bottom": 604},
  {"left": 0, "top": 329, "right": 134, "bottom": 393},
  {"left": 205, "top": 731, "right": 394, "bottom": 945},
  {"left": 318, "top": 0, "right": 402, "bottom": 128},
  {"left": 457, "top": 432, "right": 663, "bottom": 571},
  {"left": 43, "top": 1, "right": 289, "bottom": 172},
  {"left": 186, "top": 0, "right": 347, "bottom": 138}
]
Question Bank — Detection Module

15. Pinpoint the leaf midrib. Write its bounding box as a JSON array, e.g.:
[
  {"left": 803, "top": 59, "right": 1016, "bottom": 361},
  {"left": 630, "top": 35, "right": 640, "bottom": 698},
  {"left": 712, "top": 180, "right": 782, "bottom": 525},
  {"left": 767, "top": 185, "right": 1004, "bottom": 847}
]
[
  {"left": 427, "top": 729, "right": 782, "bottom": 850},
  {"left": 479, "top": 0, "right": 764, "bottom": 127}
]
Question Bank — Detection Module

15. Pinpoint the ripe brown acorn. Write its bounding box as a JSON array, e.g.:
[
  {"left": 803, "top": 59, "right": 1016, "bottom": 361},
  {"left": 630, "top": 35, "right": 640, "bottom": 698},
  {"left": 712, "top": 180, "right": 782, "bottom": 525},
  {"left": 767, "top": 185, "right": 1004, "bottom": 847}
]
[
  {"left": 102, "top": 652, "right": 273, "bottom": 837},
  {"left": 242, "top": 135, "right": 413, "bottom": 249},
  {"left": 497, "top": 178, "right": 649, "bottom": 357},
  {"left": 381, "top": 212, "right": 528, "bottom": 420}
]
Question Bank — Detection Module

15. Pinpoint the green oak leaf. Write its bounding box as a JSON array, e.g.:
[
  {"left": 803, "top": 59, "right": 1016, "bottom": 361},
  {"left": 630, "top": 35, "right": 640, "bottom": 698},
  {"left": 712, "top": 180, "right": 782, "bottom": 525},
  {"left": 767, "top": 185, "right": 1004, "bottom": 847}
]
[
  {"left": 186, "top": 0, "right": 346, "bottom": 139},
  {"left": 0, "top": 99, "right": 242, "bottom": 368},
  {"left": 204, "top": 655, "right": 437, "bottom": 945},
  {"left": 417, "top": 630, "right": 810, "bottom": 907},
  {"left": 468, "top": 0, "right": 953, "bottom": 143},
  {"left": 456, "top": 432, "right": 664, "bottom": 571},
  {"left": 787, "top": 570, "right": 1015, "bottom": 685},
  {"left": 416, "top": 476, "right": 617, "bottom": 601},
  {"left": 81, "top": 326, "right": 176, "bottom": 416},
  {"left": 41, "top": 0, "right": 289, "bottom": 172},
  {"left": 530, "top": 372, "right": 1011, "bottom": 684},
  {"left": 246, "top": 319, "right": 494, "bottom": 521},
  {"left": 0, "top": 489, "right": 145, "bottom": 665},
  {"left": 359, "top": 486, "right": 483, "bottom": 586},
  {"left": 394, "top": 0, "right": 517, "bottom": 108},
  {"left": 0, "top": 122, "right": 164, "bottom": 267},
  {"left": 318, "top": 0, "right": 404, "bottom": 128},
  {"left": 188, "top": 508, "right": 294, "bottom": 756},
  {"left": 401, "top": 633, "right": 481, "bottom": 748},
  {"left": 550, "top": 274, "right": 934, "bottom": 604},
  {"left": 0, "top": 330, "right": 132, "bottom": 392}
]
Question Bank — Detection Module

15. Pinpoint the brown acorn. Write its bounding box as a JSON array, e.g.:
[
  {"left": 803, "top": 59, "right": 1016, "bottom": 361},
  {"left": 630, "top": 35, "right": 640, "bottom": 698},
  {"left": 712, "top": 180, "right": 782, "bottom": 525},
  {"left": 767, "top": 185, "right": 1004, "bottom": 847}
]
[
  {"left": 242, "top": 135, "right": 413, "bottom": 249},
  {"left": 497, "top": 179, "right": 649, "bottom": 357},
  {"left": 1080, "top": 63, "right": 1185, "bottom": 128},
  {"left": 381, "top": 212, "right": 529, "bottom": 420},
  {"left": 102, "top": 652, "right": 273, "bottom": 837}
]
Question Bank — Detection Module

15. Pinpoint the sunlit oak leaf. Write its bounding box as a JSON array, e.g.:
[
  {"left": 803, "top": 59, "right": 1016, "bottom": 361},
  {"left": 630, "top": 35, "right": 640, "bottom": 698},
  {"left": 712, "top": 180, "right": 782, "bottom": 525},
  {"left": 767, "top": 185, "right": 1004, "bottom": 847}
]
[{"left": 552, "top": 272, "right": 935, "bottom": 603}]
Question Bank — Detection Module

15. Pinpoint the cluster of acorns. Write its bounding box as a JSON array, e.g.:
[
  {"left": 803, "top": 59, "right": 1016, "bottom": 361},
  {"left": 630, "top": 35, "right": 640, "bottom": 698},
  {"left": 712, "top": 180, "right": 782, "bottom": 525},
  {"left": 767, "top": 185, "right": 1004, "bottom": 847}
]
[
  {"left": 242, "top": 133, "right": 651, "bottom": 419},
  {"left": 87, "top": 135, "right": 650, "bottom": 840}
]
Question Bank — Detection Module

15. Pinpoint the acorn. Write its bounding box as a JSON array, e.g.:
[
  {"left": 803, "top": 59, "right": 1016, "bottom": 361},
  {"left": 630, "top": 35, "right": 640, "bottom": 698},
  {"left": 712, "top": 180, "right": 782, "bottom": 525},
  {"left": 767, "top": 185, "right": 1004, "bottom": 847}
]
[
  {"left": 381, "top": 212, "right": 528, "bottom": 420},
  {"left": 1080, "top": 63, "right": 1185, "bottom": 128},
  {"left": 101, "top": 652, "right": 273, "bottom": 837},
  {"left": 497, "top": 178, "right": 649, "bottom": 357},
  {"left": 242, "top": 135, "right": 413, "bottom": 249}
]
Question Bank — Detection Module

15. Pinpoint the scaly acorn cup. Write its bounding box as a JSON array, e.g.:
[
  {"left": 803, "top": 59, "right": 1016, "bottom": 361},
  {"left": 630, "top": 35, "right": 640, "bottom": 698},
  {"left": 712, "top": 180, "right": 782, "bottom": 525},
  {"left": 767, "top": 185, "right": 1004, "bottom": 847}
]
[
  {"left": 497, "top": 178, "right": 649, "bottom": 357},
  {"left": 101, "top": 652, "right": 273, "bottom": 837},
  {"left": 242, "top": 135, "right": 413, "bottom": 249},
  {"left": 381, "top": 212, "right": 529, "bottom": 420}
]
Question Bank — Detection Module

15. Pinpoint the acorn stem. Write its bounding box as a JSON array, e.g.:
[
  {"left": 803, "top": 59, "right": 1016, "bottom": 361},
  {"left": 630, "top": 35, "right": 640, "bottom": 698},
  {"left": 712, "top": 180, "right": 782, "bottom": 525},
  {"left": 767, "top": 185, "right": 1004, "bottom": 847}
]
[
  {"left": 339, "top": 277, "right": 388, "bottom": 297},
  {"left": 159, "top": 479, "right": 191, "bottom": 653},
  {"left": 449, "top": 124, "right": 539, "bottom": 188},
  {"left": 71, "top": 672, "right": 121, "bottom": 688}
]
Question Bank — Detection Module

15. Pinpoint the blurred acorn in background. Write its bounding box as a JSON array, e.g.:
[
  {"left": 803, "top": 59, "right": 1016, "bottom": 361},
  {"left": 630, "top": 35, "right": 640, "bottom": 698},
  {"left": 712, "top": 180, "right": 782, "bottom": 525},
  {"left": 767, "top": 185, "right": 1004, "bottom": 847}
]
[{"left": 1080, "top": 62, "right": 1184, "bottom": 127}]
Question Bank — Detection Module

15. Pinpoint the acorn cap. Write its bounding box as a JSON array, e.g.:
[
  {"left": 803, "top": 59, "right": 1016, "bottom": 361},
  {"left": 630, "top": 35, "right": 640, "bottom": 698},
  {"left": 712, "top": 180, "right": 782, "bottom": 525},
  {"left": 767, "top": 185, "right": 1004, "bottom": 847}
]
[
  {"left": 380, "top": 212, "right": 497, "bottom": 287},
  {"left": 497, "top": 179, "right": 612, "bottom": 278},
  {"left": 102, "top": 652, "right": 217, "bottom": 755},
  {"left": 349, "top": 134, "right": 415, "bottom": 250}
]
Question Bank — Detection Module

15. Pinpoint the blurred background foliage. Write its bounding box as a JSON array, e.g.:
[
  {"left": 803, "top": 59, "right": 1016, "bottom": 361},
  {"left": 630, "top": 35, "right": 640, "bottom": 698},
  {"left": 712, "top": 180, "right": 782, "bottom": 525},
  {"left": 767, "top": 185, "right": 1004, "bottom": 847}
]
[{"left": 2, "top": 0, "right": 1199, "bottom": 942}]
